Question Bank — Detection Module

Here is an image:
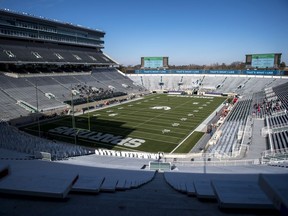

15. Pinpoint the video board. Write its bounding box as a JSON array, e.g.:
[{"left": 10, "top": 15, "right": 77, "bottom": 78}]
[
  {"left": 141, "top": 57, "right": 168, "bottom": 69},
  {"left": 246, "top": 53, "right": 281, "bottom": 68},
  {"left": 251, "top": 54, "right": 275, "bottom": 68}
]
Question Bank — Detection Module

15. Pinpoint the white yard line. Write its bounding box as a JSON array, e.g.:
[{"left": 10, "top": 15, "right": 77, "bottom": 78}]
[
  {"left": 170, "top": 102, "right": 225, "bottom": 153},
  {"left": 132, "top": 98, "right": 193, "bottom": 130},
  {"left": 170, "top": 131, "right": 195, "bottom": 153}
]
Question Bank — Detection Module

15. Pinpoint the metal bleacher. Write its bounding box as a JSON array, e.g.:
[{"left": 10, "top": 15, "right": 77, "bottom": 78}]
[
  {"left": 0, "top": 68, "right": 145, "bottom": 120},
  {"left": 0, "top": 158, "right": 156, "bottom": 198},
  {"left": 164, "top": 169, "right": 288, "bottom": 212},
  {"left": 92, "top": 69, "right": 145, "bottom": 93},
  {"left": 0, "top": 89, "right": 29, "bottom": 120},
  {"left": 273, "top": 82, "right": 288, "bottom": 111},
  {"left": 210, "top": 98, "right": 252, "bottom": 156},
  {"left": 0, "top": 73, "right": 65, "bottom": 113},
  {"left": 269, "top": 131, "right": 288, "bottom": 154},
  {"left": 0, "top": 40, "right": 116, "bottom": 65},
  {"left": 128, "top": 74, "right": 287, "bottom": 96},
  {"left": 264, "top": 82, "right": 288, "bottom": 153},
  {"left": 0, "top": 121, "right": 93, "bottom": 160},
  {"left": 267, "top": 114, "right": 288, "bottom": 128}
]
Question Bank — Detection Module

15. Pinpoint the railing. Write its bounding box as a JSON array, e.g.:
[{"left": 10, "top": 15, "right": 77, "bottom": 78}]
[
  {"left": 266, "top": 116, "right": 274, "bottom": 152},
  {"left": 170, "top": 159, "right": 260, "bottom": 166},
  {"left": 232, "top": 115, "right": 253, "bottom": 157},
  {"left": 17, "top": 100, "right": 37, "bottom": 113},
  {"left": 4, "top": 71, "right": 92, "bottom": 78},
  {"left": 261, "top": 148, "right": 288, "bottom": 158},
  {"left": 272, "top": 125, "right": 288, "bottom": 133}
]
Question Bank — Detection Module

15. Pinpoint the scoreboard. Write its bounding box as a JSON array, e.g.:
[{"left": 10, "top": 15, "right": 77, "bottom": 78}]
[
  {"left": 252, "top": 54, "right": 275, "bottom": 68},
  {"left": 246, "top": 53, "right": 281, "bottom": 68},
  {"left": 141, "top": 57, "right": 168, "bottom": 69}
]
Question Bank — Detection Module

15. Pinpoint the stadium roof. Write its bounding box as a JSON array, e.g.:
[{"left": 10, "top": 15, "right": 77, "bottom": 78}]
[{"left": 0, "top": 8, "right": 105, "bottom": 34}]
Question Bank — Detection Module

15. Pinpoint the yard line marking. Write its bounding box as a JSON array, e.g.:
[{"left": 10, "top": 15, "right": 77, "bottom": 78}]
[
  {"left": 170, "top": 131, "right": 195, "bottom": 153},
  {"left": 131, "top": 98, "right": 193, "bottom": 130}
]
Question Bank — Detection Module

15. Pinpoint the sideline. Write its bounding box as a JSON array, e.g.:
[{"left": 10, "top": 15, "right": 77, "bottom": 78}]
[
  {"left": 74, "top": 96, "right": 145, "bottom": 116},
  {"left": 170, "top": 102, "right": 226, "bottom": 153},
  {"left": 170, "top": 131, "right": 196, "bottom": 153}
]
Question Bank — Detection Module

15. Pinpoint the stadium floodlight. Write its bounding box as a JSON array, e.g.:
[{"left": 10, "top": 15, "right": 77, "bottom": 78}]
[
  {"left": 35, "top": 80, "right": 41, "bottom": 137},
  {"left": 87, "top": 95, "right": 91, "bottom": 131},
  {"left": 71, "top": 85, "right": 75, "bottom": 129}
]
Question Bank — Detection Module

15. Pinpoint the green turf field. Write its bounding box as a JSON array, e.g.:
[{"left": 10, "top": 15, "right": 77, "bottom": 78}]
[{"left": 23, "top": 94, "right": 225, "bottom": 153}]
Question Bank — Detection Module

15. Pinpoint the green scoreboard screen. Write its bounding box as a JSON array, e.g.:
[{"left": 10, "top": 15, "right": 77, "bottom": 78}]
[
  {"left": 251, "top": 54, "right": 275, "bottom": 68},
  {"left": 141, "top": 57, "right": 168, "bottom": 69}
]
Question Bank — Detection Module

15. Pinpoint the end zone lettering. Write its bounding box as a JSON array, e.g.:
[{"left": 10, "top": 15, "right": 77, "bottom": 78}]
[{"left": 49, "top": 126, "right": 145, "bottom": 148}]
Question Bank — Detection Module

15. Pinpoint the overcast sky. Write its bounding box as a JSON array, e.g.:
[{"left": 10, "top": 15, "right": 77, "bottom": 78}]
[{"left": 1, "top": 0, "right": 288, "bottom": 66}]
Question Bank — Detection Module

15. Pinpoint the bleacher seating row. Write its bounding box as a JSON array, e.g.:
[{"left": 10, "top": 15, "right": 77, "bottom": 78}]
[
  {"left": 0, "top": 121, "right": 93, "bottom": 160},
  {"left": 208, "top": 98, "right": 252, "bottom": 156},
  {"left": 0, "top": 40, "right": 115, "bottom": 65},
  {"left": 226, "top": 98, "right": 252, "bottom": 122},
  {"left": 210, "top": 120, "right": 242, "bottom": 156},
  {"left": 261, "top": 83, "right": 288, "bottom": 155},
  {"left": 0, "top": 120, "right": 162, "bottom": 162},
  {"left": 253, "top": 82, "right": 288, "bottom": 119},
  {"left": 266, "top": 114, "right": 288, "bottom": 128},
  {"left": 268, "top": 161, "right": 288, "bottom": 168},
  {"left": 270, "top": 131, "right": 288, "bottom": 153},
  {"left": 0, "top": 68, "right": 146, "bottom": 120},
  {"left": 129, "top": 75, "right": 288, "bottom": 95},
  {"left": 0, "top": 159, "right": 156, "bottom": 198},
  {"left": 273, "top": 82, "right": 288, "bottom": 111},
  {"left": 164, "top": 171, "right": 288, "bottom": 211},
  {"left": 0, "top": 156, "right": 287, "bottom": 214}
]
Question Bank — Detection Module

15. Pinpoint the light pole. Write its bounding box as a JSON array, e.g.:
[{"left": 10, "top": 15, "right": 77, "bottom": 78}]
[
  {"left": 87, "top": 95, "right": 91, "bottom": 131},
  {"left": 203, "top": 153, "right": 207, "bottom": 174},
  {"left": 74, "top": 128, "right": 87, "bottom": 146},
  {"left": 74, "top": 128, "right": 80, "bottom": 145},
  {"left": 71, "top": 85, "right": 75, "bottom": 129},
  {"left": 35, "top": 80, "right": 41, "bottom": 137}
]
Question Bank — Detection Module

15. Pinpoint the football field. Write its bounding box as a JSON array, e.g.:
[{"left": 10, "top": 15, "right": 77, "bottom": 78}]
[{"left": 24, "top": 94, "right": 225, "bottom": 153}]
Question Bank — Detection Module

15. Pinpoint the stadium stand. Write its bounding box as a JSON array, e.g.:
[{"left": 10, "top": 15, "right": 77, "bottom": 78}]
[
  {"left": 267, "top": 114, "right": 288, "bottom": 128},
  {"left": 1, "top": 9, "right": 288, "bottom": 216},
  {"left": 273, "top": 82, "right": 288, "bottom": 111},
  {"left": 250, "top": 82, "right": 288, "bottom": 155},
  {"left": 0, "top": 73, "right": 66, "bottom": 112},
  {"left": 207, "top": 98, "right": 252, "bottom": 156},
  {"left": 0, "top": 68, "right": 146, "bottom": 120},
  {"left": 0, "top": 89, "right": 29, "bottom": 120},
  {"left": 0, "top": 121, "right": 93, "bottom": 160},
  {"left": 129, "top": 74, "right": 287, "bottom": 95}
]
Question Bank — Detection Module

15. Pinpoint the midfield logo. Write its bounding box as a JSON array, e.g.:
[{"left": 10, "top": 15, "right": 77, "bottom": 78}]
[{"left": 150, "top": 106, "right": 171, "bottom": 110}]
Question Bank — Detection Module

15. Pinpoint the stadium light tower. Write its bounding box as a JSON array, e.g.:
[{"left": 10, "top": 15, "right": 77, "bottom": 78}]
[
  {"left": 71, "top": 85, "right": 75, "bottom": 129},
  {"left": 74, "top": 128, "right": 82, "bottom": 145},
  {"left": 35, "top": 80, "right": 41, "bottom": 137},
  {"left": 87, "top": 95, "right": 91, "bottom": 131}
]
